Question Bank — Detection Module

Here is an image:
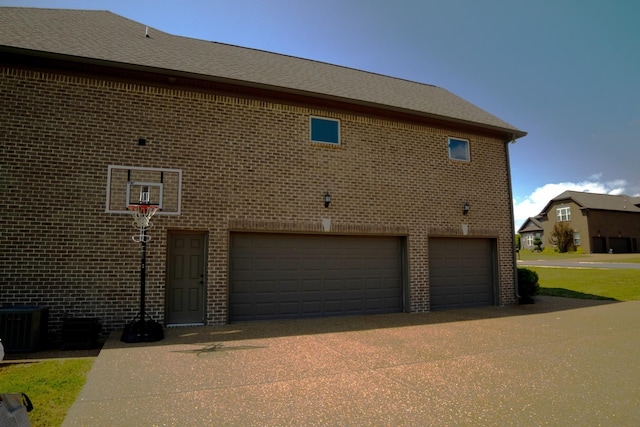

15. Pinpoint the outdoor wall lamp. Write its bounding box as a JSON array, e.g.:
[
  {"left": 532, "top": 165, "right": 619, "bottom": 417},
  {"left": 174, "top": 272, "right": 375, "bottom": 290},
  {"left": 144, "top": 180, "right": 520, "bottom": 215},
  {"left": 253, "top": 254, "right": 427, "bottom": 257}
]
[
  {"left": 463, "top": 202, "right": 470, "bottom": 215},
  {"left": 324, "top": 192, "right": 331, "bottom": 208}
]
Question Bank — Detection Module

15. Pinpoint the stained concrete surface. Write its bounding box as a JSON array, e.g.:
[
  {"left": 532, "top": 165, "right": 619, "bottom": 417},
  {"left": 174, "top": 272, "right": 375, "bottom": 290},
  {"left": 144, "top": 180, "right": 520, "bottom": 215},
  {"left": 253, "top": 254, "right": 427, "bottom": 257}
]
[{"left": 63, "top": 297, "right": 640, "bottom": 426}]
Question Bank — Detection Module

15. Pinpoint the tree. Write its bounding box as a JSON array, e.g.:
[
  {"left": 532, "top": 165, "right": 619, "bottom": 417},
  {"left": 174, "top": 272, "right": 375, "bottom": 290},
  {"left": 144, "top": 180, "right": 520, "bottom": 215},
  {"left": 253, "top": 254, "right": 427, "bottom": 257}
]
[
  {"left": 533, "top": 236, "right": 543, "bottom": 252},
  {"left": 549, "top": 221, "right": 574, "bottom": 253}
]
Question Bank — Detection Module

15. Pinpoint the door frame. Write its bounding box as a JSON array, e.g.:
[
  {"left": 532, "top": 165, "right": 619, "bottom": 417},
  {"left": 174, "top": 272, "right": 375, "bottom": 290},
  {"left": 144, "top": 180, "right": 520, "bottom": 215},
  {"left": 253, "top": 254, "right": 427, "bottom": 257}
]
[{"left": 165, "top": 230, "right": 208, "bottom": 325}]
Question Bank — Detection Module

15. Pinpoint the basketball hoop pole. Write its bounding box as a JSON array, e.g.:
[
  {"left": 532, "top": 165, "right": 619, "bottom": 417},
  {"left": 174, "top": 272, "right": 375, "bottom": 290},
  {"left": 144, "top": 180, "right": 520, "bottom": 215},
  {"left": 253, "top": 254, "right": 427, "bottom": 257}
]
[
  {"left": 120, "top": 193, "right": 163, "bottom": 343},
  {"left": 139, "top": 227, "right": 148, "bottom": 339}
]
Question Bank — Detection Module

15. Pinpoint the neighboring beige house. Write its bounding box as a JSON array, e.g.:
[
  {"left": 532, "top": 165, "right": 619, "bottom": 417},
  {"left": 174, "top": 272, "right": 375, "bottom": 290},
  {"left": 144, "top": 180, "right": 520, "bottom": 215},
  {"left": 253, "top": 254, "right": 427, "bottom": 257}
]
[
  {"left": 0, "top": 8, "right": 526, "bottom": 336},
  {"left": 519, "top": 191, "right": 640, "bottom": 253}
]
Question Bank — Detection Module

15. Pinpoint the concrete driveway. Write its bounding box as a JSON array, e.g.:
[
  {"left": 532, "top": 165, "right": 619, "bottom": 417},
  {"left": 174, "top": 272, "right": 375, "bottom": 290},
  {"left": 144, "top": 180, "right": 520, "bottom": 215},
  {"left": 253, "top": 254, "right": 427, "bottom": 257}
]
[{"left": 63, "top": 297, "right": 640, "bottom": 426}]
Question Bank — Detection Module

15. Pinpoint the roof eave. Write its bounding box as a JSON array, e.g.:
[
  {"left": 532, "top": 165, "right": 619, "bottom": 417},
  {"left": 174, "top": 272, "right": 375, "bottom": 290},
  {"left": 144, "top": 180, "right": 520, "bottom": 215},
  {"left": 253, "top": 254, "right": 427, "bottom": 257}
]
[{"left": 2, "top": 45, "right": 527, "bottom": 139}]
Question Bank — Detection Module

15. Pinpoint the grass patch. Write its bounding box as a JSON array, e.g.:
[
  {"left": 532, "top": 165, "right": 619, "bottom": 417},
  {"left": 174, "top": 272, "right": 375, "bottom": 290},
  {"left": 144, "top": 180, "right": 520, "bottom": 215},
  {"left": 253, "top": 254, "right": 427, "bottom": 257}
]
[
  {"left": 0, "top": 359, "right": 94, "bottom": 427},
  {"left": 530, "top": 267, "right": 640, "bottom": 301},
  {"left": 518, "top": 251, "right": 640, "bottom": 263}
]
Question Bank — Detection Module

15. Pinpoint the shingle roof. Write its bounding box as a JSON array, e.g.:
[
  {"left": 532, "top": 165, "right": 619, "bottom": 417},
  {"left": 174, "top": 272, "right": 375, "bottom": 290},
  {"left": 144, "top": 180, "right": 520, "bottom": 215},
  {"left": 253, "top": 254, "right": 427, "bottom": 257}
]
[
  {"left": 517, "top": 217, "right": 544, "bottom": 233},
  {"left": 0, "top": 7, "right": 526, "bottom": 138},
  {"left": 544, "top": 191, "right": 640, "bottom": 214}
]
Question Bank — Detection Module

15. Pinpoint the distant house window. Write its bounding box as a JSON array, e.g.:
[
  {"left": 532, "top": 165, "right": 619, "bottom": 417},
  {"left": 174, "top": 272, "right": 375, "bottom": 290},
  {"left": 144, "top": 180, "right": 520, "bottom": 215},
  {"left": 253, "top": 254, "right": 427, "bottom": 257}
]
[
  {"left": 557, "top": 207, "right": 571, "bottom": 222},
  {"left": 448, "top": 137, "right": 470, "bottom": 161},
  {"left": 573, "top": 232, "right": 581, "bottom": 246},
  {"left": 310, "top": 117, "right": 340, "bottom": 144},
  {"left": 525, "top": 235, "right": 533, "bottom": 247}
]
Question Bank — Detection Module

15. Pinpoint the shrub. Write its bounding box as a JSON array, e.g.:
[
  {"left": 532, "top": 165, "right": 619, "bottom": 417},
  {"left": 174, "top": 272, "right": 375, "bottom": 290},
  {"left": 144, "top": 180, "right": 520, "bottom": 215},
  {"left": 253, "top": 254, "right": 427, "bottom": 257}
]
[
  {"left": 549, "top": 221, "right": 575, "bottom": 253},
  {"left": 518, "top": 267, "right": 539, "bottom": 304},
  {"left": 533, "top": 236, "right": 543, "bottom": 252}
]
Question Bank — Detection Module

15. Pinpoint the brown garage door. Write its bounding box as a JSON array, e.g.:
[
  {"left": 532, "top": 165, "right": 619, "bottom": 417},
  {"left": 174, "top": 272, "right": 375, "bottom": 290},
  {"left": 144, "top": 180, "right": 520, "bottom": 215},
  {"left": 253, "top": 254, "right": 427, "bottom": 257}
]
[
  {"left": 229, "top": 233, "right": 404, "bottom": 321},
  {"left": 429, "top": 238, "right": 495, "bottom": 310}
]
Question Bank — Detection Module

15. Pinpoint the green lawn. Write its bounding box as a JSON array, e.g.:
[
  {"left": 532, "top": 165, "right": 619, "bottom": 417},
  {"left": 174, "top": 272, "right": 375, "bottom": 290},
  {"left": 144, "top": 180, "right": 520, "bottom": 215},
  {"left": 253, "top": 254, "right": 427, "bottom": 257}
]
[
  {"left": 517, "top": 250, "right": 640, "bottom": 300},
  {"left": 0, "top": 359, "right": 94, "bottom": 427},
  {"left": 518, "top": 250, "right": 640, "bottom": 264},
  {"left": 529, "top": 267, "right": 640, "bottom": 301}
]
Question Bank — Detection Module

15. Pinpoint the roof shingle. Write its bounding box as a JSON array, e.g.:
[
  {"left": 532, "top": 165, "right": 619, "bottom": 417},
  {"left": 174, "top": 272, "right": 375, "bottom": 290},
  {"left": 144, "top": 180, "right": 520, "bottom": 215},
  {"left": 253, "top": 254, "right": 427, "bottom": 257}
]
[
  {"left": 0, "top": 7, "right": 526, "bottom": 137},
  {"left": 548, "top": 191, "right": 640, "bottom": 213}
]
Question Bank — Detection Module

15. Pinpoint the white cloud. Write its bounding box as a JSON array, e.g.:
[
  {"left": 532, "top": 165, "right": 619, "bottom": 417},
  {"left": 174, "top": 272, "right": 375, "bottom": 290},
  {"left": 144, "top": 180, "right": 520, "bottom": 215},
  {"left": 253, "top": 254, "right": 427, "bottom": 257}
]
[{"left": 513, "top": 178, "right": 628, "bottom": 231}]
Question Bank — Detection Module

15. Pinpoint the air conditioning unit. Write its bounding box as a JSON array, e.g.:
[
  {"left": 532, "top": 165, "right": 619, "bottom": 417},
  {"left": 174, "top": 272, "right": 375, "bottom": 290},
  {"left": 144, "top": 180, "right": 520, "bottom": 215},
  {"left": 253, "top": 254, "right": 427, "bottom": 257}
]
[{"left": 0, "top": 306, "right": 49, "bottom": 353}]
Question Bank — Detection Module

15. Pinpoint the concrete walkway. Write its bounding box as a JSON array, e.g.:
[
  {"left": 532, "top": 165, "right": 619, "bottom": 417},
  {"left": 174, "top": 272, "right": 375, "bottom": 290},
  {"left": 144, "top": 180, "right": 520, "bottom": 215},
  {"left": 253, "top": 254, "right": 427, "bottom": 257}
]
[{"left": 63, "top": 297, "right": 640, "bottom": 426}]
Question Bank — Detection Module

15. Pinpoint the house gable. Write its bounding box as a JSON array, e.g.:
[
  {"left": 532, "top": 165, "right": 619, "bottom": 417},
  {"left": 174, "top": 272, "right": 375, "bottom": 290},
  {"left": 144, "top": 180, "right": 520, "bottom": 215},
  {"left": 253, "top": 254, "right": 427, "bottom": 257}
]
[
  {"left": 532, "top": 191, "right": 640, "bottom": 253},
  {"left": 1, "top": 7, "right": 525, "bottom": 335}
]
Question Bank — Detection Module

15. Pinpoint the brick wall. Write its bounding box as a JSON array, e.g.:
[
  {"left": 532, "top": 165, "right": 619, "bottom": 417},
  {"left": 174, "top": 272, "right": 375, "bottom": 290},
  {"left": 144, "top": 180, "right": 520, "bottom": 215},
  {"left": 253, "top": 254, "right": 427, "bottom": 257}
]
[{"left": 0, "top": 66, "right": 516, "bottom": 335}]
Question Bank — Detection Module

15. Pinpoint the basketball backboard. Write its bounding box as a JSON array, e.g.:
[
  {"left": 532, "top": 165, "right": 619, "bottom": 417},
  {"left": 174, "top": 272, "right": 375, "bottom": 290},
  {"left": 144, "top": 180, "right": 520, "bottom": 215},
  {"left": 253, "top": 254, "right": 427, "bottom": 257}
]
[{"left": 105, "top": 165, "right": 182, "bottom": 215}]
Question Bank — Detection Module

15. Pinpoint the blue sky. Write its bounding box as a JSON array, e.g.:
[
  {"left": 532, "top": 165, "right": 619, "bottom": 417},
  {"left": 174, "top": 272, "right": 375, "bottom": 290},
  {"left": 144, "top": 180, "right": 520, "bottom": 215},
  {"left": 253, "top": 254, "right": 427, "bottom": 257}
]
[{"left": 3, "top": 0, "right": 639, "bottom": 229}]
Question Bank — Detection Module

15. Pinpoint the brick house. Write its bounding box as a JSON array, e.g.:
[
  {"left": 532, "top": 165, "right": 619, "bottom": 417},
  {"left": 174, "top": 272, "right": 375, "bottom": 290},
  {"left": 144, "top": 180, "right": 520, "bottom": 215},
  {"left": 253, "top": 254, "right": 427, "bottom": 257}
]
[
  {"left": 518, "top": 191, "right": 640, "bottom": 253},
  {"left": 0, "top": 8, "right": 526, "bottom": 336}
]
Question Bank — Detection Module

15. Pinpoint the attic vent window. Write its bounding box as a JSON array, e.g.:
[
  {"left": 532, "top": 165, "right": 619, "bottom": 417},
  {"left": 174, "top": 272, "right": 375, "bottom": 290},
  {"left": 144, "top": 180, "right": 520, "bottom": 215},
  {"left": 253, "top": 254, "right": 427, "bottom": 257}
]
[
  {"left": 310, "top": 117, "right": 340, "bottom": 145},
  {"left": 448, "top": 137, "right": 470, "bottom": 161}
]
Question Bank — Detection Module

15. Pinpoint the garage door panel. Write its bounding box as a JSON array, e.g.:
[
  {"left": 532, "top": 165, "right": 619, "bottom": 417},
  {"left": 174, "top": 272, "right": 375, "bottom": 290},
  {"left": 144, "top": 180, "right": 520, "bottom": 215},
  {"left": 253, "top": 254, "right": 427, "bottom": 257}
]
[
  {"left": 321, "top": 279, "right": 342, "bottom": 291},
  {"left": 365, "top": 278, "right": 383, "bottom": 290},
  {"left": 301, "top": 259, "right": 323, "bottom": 270},
  {"left": 233, "top": 280, "right": 278, "bottom": 295},
  {"left": 344, "top": 279, "right": 363, "bottom": 290},
  {"left": 429, "top": 238, "right": 495, "bottom": 310},
  {"left": 230, "top": 233, "right": 403, "bottom": 321},
  {"left": 301, "top": 280, "right": 321, "bottom": 292}
]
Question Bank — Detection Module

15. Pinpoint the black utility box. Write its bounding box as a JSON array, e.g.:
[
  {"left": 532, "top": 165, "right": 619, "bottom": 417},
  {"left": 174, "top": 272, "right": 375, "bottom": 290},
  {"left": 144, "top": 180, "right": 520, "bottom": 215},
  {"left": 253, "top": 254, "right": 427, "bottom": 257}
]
[
  {"left": 61, "top": 318, "right": 101, "bottom": 350},
  {"left": 0, "top": 306, "right": 49, "bottom": 353}
]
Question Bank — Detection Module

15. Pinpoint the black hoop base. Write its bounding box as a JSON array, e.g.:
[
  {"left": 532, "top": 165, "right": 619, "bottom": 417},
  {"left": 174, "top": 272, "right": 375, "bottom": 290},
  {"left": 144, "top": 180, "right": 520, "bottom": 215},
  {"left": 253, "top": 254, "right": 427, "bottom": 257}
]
[{"left": 120, "top": 313, "right": 164, "bottom": 343}]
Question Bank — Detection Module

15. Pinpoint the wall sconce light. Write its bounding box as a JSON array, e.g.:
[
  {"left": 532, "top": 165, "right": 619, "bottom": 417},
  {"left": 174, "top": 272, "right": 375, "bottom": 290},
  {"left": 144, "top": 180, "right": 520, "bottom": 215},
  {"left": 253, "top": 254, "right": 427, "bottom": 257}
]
[
  {"left": 324, "top": 192, "right": 331, "bottom": 208},
  {"left": 463, "top": 202, "right": 470, "bottom": 215}
]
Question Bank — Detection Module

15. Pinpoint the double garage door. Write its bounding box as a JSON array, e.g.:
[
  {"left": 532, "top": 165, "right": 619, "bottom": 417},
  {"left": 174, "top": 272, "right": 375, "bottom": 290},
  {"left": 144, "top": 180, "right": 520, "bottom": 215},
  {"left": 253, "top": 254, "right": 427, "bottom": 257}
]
[
  {"left": 229, "top": 233, "right": 404, "bottom": 322},
  {"left": 429, "top": 238, "right": 496, "bottom": 310}
]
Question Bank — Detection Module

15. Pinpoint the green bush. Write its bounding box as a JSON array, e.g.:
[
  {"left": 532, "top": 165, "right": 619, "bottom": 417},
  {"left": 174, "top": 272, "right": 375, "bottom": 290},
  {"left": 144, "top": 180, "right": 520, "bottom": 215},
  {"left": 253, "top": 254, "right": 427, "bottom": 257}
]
[{"left": 518, "top": 268, "right": 540, "bottom": 303}]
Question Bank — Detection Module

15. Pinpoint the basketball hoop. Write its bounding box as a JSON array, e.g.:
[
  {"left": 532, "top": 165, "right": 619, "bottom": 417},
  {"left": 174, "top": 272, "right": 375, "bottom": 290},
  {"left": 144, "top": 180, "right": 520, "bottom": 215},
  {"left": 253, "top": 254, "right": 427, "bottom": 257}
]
[{"left": 128, "top": 204, "right": 158, "bottom": 242}]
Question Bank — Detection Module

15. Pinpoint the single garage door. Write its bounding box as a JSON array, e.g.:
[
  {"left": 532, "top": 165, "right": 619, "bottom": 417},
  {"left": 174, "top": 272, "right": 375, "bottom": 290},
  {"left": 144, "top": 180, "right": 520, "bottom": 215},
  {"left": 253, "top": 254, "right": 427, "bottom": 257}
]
[
  {"left": 429, "top": 238, "right": 495, "bottom": 310},
  {"left": 230, "top": 233, "right": 404, "bottom": 321}
]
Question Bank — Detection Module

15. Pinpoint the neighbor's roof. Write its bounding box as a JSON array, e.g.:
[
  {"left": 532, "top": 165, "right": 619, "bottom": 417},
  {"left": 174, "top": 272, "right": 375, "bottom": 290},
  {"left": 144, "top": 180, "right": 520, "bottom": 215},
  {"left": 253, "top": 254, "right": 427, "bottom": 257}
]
[
  {"left": 517, "top": 217, "right": 544, "bottom": 233},
  {"left": 540, "top": 190, "right": 640, "bottom": 214},
  {"left": 0, "top": 7, "right": 526, "bottom": 139}
]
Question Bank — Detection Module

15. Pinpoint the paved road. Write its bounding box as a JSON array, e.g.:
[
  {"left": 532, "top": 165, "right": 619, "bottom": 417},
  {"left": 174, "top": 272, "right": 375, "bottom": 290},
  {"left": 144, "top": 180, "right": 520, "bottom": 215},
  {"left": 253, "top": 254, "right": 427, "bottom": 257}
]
[{"left": 517, "top": 259, "right": 640, "bottom": 269}]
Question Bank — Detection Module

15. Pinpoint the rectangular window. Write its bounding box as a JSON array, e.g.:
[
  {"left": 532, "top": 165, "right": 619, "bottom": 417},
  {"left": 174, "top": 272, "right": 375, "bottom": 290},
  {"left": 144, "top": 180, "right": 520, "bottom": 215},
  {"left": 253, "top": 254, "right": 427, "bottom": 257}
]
[
  {"left": 573, "top": 232, "right": 581, "bottom": 246},
  {"left": 557, "top": 207, "right": 571, "bottom": 222},
  {"left": 310, "top": 117, "right": 340, "bottom": 144},
  {"left": 525, "top": 235, "right": 533, "bottom": 246},
  {"left": 448, "top": 137, "right": 470, "bottom": 161}
]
